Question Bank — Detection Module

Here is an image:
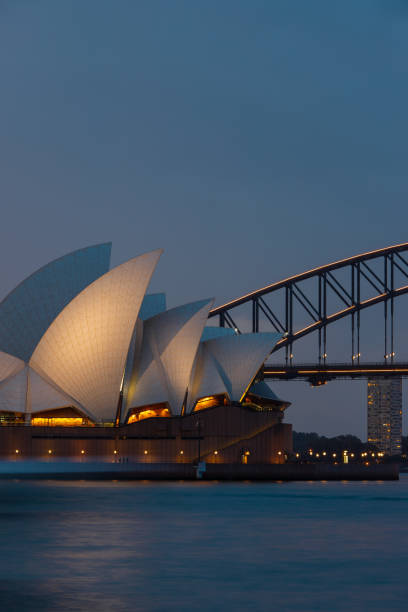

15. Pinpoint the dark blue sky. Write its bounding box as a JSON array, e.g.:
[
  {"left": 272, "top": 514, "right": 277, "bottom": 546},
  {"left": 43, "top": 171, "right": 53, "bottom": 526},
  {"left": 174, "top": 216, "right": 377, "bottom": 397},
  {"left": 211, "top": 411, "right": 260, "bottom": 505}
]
[{"left": 1, "top": 1, "right": 407, "bottom": 436}]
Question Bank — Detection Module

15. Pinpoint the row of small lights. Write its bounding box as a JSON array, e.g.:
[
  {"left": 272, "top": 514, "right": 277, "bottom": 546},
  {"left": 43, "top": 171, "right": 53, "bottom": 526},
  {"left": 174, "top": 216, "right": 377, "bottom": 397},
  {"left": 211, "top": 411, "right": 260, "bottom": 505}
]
[
  {"left": 13, "top": 448, "right": 384, "bottom": 458},
  {"left": 286, "top": 352, "right": 404, "bottom": 362},
  {"left": 114, "top": 449, "right": 151, "bottom": 455},
  {"left": 295, "top": 450, "right": 385, "bottom": 459},
  {"left": 289, "top": 353, "right": 331, "bottom": 360},
  {"left": 13, "top": 448, "right": 249, "bottom": 457},
  {"left": 14, "top": 449, "right": 161, "bottom": 455},
  {"left": 15, "top": 449, "right": 86, "bottom": 455},
  {"left": 289, "top": 352, "right": 399, "bottom": 361}
]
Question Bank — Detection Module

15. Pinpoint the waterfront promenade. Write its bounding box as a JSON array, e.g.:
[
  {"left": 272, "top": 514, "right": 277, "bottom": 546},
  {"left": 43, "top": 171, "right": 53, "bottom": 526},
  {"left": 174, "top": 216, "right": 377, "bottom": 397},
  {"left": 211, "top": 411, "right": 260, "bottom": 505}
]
[{"left": 0, "top": 460, "right": 398, "bottom": 480}]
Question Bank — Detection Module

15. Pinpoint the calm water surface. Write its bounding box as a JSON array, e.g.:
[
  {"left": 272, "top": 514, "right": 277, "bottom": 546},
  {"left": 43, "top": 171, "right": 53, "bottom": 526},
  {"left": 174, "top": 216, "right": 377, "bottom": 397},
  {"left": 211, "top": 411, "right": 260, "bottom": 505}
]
[{"left": 0, "top": 476, "right": 407, "bottom": 612}]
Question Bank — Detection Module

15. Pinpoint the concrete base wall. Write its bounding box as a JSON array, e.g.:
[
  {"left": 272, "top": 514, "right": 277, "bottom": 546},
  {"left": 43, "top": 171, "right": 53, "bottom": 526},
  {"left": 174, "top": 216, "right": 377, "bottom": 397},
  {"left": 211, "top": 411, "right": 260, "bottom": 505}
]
[{"left": 0, "top": 404, "right": 291, "bottom": 464}]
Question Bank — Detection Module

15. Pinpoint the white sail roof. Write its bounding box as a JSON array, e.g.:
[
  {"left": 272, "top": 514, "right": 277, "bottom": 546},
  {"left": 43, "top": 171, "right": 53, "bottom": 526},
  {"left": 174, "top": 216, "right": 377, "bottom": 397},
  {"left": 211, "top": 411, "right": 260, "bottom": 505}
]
[
  {"left": 28, "top": 368, "right": 83, "bottom": 414},
  {"left": 119, "top": 293, "right": 167, "bottom": 418},
  {"left": 0, "top": 367, "right": 28, "bottom": 413},
  {"left": 0, "top": 350, "right": 25, "bottom": 384},
  {"left": 30, "top": 250, "right": 162, "bottom": 421},
  {"left": 0, "top": 366, "right": 84, "bottom": 415},
  {"left": 189, "top": 332, "right": 281, "bottom": 407},
  {"left": 187, "top": 343, "right": 227, "bottom": 412},
  {"left": 0, "top": 243, "right": 111, "bottom": 362},
  {"left": 249, "top": 380, "right": 281, "bottom": 401},
  {"left": 126, "top": 299, "right": 213, "bottom": 416}
]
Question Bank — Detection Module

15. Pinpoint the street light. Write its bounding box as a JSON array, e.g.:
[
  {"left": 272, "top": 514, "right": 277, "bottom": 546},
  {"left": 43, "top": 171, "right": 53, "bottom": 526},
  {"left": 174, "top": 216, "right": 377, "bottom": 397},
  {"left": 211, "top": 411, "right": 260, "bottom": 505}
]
[{"left": 196, "top": 419, "right": 201, "bottom": 463}]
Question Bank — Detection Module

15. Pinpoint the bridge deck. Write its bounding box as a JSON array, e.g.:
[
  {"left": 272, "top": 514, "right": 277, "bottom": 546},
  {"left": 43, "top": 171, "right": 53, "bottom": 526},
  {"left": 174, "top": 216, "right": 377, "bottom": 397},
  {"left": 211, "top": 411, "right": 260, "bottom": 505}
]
[{"left": 263, "top": 362, "right": 408, "bottom": 382}]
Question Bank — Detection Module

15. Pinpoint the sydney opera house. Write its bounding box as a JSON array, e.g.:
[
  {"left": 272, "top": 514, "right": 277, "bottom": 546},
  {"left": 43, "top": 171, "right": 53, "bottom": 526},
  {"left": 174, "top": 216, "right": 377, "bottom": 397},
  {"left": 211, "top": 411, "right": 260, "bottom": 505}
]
[{"left": 0, "top": 244, "right": 292, "bottom": 464}]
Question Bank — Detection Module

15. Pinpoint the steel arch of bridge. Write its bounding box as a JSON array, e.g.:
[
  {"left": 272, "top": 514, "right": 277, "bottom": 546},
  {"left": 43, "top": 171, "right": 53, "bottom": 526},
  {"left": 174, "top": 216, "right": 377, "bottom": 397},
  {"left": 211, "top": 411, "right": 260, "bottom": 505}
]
[{"left": 208, "top": 242, "right": 408, "bottom": 367}]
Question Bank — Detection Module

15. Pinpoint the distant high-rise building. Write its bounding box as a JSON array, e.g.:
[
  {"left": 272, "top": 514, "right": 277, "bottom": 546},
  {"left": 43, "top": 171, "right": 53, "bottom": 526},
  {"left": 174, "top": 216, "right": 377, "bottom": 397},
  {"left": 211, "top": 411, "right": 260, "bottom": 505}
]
[{"left": 367, "top": 377, "right": 402, "bottom": 455}]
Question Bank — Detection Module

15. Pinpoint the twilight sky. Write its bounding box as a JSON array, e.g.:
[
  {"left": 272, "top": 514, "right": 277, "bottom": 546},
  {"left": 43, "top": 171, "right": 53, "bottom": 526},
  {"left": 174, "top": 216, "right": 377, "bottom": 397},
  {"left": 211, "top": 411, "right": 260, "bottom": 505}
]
[{"left": 1, "top": 1, "right": 408, "bottom": 437}]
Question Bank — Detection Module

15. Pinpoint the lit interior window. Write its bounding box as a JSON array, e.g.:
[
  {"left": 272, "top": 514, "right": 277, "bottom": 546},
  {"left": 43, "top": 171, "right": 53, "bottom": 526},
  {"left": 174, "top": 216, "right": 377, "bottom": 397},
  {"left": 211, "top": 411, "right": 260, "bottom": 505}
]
[
  {"left": 127, "top": 405, "right": 170, "bottom": 423},
  {"left": 32, "top": 417, "right": 84, "bottom": 427}
]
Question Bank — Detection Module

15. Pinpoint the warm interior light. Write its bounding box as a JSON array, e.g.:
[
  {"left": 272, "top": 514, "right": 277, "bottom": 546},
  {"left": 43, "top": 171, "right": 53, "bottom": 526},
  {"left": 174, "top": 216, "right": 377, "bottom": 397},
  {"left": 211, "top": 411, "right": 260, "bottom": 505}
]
[
  {"left": 144, "top": 450, "right": 148, "bottom": 455},
  {"left": 48, "top": 449, "right": 52, "bottom": 454},
  {"left": 32, "top": 417, "right": 84, "bottom": 427},
  {"left": 127, "top": 404, "right": 170, "bottom": 424},
  {"left": 194, "top": 395, "right": 224, "bottom": 412},
  {"left": 81, "top": 450, "right": 85, "bottom": 454},
  {"left": 214, "top": 450, "right": 218, "bottom": 455},
  {"left": 113, "top": 450, "right": 118, "bottom": 454},
  {"left": 180, "top": 450, "right": 184, "bottom": 455},
  {"left": 15, "top": 449, "right": 19, "bottom": 454}
]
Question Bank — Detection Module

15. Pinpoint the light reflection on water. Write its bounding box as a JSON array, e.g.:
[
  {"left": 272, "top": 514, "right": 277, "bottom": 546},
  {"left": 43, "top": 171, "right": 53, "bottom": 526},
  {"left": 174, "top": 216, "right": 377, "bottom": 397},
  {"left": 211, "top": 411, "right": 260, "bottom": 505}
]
[{"left": 0, "top": 477, "right": 407, "bottom": 611}]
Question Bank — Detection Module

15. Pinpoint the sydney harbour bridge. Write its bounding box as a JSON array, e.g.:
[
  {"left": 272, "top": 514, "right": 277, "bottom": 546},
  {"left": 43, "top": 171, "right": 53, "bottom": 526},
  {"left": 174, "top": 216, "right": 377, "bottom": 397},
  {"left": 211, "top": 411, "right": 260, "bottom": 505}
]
[{"left": 208, "top": 243, "right": 408, "bottom": 386}]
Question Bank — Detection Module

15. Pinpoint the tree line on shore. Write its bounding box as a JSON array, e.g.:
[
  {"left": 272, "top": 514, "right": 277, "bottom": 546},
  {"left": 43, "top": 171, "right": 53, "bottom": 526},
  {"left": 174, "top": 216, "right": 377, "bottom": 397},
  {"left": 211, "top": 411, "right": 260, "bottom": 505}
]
[{"left": 293, "top": 431, "right": 408, "bottom": 459}]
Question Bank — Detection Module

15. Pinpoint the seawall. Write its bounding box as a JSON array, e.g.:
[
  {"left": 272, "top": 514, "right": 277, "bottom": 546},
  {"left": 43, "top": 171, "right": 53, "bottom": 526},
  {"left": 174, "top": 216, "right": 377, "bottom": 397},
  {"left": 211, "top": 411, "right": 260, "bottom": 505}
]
[{"left": 0, "top": 461, "right": 399, "bottom": 481}]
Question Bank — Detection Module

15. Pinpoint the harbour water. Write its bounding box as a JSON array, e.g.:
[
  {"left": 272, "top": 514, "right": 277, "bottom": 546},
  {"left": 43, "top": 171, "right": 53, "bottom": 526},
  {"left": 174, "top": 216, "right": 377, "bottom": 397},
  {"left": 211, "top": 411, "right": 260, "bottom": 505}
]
[{"left": 0, "top": 477, "right": 407, "bottom": 611}]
